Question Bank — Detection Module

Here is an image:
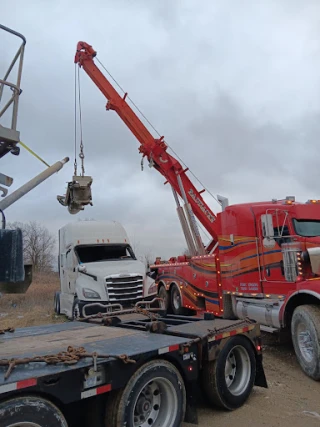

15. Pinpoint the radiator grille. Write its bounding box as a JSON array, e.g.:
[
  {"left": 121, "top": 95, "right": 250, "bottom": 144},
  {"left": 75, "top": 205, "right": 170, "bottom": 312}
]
[{"left": 105, "top": 274, "right": 143, "bottom": 305}]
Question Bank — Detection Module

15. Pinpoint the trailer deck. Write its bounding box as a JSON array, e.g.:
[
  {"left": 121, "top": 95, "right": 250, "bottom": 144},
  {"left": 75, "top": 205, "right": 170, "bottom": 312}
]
[
  {"left": 0, "top": 312, "right": 267, "bottom": 427},
  {"left": 0, "top": 317, "right": 193, "bottom": 387}
]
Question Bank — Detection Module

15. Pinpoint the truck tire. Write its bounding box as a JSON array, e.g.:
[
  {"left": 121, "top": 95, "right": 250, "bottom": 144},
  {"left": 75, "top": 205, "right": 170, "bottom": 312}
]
[
  {"left": 291, "top": 305, "right": 320, "bottom": 380},
  {"left": 71, "top": 297, "right": 81, "bottom": 320},
  {"left": 200, "top": 335, "right": 256, "bottom": 410},
  {"left": 158, "top": 285, "right": 170, "bottom": 312},
  {"left": 0, "top": 395, "right": 68, "bottom": 427},
  {"left": 104, "top": 359, "right": 186, "bottom": 427},
  {"left": 54, "top": 291, "right": 61, "bottom": 314},
  {"left": 170, "top": 283, "right": 184, "bottom": 315}
]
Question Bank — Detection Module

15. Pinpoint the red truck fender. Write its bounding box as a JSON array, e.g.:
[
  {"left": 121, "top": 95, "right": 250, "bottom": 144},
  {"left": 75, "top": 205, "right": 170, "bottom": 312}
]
[{"left": 279, "top": 289, "right": 320, "bottom": 328}]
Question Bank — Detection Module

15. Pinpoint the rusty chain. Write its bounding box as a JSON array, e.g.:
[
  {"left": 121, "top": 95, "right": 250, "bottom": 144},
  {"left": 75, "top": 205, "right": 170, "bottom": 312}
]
[
  {"left": 0, "top": 345, "right": 136, "bottom": 380},
  {"left": 134, "top": 306, "right": 160, "bottom": 321},
  {"left": 80, "top": 305, "right": 161, "bottom": 322}
]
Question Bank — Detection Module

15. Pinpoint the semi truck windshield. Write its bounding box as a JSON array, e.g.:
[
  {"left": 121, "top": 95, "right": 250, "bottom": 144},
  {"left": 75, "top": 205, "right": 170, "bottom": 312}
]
[
  {"left": 75, "top": 244, "right": 135, "bottom": 263},
  {"left": 293, "top": 219, "right": 320, "bottom": 237}
]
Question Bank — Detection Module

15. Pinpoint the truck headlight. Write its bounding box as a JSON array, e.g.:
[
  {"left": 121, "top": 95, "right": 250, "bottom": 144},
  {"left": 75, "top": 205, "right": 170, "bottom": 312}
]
[{"left": 82, "top": 288, "right": 101, "bottom": 299}]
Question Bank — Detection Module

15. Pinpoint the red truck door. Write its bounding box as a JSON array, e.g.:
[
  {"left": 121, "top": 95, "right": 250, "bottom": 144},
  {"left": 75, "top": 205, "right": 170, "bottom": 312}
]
[{"left": 257, "top": 209, "right": 297, "bottom": 296}]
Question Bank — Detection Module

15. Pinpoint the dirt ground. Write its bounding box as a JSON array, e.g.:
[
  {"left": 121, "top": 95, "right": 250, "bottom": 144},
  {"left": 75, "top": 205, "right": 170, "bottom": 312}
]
[
  {"left": 1, "top": 276, "right": 320, "bottom": 426},
  {"left": 184, "top": 334, "right": 320, "bottom": 427}
]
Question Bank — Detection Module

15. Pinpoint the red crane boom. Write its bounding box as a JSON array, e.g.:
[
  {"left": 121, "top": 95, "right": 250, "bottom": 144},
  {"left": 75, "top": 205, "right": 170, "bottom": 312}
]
[{"left": 75, "top": 42, "right": 218, "bottom": 253}]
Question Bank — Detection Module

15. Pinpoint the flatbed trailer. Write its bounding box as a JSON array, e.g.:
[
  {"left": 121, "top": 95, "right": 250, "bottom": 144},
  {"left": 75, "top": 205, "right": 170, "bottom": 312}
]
[{"left": 0, "top": 310, "right": 267, "bottom": 427}]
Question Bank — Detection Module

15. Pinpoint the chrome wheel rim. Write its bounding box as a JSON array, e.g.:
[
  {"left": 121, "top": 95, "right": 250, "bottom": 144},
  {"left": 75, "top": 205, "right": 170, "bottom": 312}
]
[
  {"left": 132, "top": 377, "right": 178, "bottom": 427},
  {"left": 225, "top": 345, "right": 251, "bottom": 396},
  {"left": 158, "top": 289, "right": 167, "bottom": 309},
  {"left": 172, "top": 289, "right": 180, "bottom": 310},
  {"left": 297, "top": 322, "right": 314, "bottom": 363}
]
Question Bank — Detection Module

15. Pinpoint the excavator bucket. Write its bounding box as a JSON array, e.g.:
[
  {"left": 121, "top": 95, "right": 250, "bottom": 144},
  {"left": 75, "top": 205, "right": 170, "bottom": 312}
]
[{"left": 57, "top": 175, "right": 93, "bottom": 215}]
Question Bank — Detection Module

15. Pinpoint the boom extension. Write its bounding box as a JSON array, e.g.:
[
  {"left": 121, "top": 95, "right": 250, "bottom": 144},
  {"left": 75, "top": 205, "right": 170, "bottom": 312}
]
[{"left": 74, "top": 42, "right": 218, "bottom": 248}]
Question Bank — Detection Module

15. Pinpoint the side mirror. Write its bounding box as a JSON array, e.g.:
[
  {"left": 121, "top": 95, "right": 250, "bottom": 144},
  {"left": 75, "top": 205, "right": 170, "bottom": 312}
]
[
  {"left": 261, "top": 214, "right": 274, "bottom": 238},
  {"left": 78, "top": 264, "right": 87, "bottom": 273},
  {"left": 261, "top": 214, "right": 276, "bottom": 249}
]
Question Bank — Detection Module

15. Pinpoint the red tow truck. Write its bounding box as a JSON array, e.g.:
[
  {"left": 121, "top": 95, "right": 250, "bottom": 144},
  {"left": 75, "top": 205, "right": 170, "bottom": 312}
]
[
  {"left": 0, "top": 26, "right": 268, "bottom": 427},
  {"left": 74, "top": 41, "right": 320, "bottom": 381}
]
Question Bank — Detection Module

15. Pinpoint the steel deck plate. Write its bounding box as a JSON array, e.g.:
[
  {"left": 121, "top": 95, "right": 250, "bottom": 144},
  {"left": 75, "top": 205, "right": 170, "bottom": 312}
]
[
  {"left": 0, "top": 321, "right": 190, "bottom": 386},
  {"left": 167, "top": 318, "right": 248, "bottom": 337}
]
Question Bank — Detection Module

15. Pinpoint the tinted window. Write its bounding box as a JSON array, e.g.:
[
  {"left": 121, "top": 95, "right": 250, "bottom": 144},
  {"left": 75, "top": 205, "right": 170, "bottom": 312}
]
[
  {"left": 293, "top": 219, "right": 320, "bottom": 237},
  {"left": 75, "top": 245, "right": 135, "bottom": 263}
]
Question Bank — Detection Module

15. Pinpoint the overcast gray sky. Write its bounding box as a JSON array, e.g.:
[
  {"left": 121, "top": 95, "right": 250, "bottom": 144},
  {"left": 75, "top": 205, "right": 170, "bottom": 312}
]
[{"left": 1, "top": 0, "right": 320, "bottom": 259}]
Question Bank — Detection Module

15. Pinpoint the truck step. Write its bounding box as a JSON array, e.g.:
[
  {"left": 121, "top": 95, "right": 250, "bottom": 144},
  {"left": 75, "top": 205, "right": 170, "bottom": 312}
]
[{"left": 260, "top": 325, "right": 278, "bottom": 333}]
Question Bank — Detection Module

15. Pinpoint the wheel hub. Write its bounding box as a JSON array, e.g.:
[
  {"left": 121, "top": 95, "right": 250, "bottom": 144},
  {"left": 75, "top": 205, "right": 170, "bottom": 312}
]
[
  {"left": 224, "top": 345, "right": 251, "bottom": 396},
  {"left": 133, "top": 377, "right": 178, "bottom": 427},
  {"left": 297, "top": 323, "right": 314, "bottom": 363},
  {"left": 173, "top": 291, "right": 180, "bottom": 310},
  {"left": 225, "top": 352, "right": 237, "bottom": 387}
]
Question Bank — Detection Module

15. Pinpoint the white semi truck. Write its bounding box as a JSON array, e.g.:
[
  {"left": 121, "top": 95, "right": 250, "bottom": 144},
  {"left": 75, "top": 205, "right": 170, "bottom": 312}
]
[{"left": 55, "top": 220, "right": 157, "bottom": 318}]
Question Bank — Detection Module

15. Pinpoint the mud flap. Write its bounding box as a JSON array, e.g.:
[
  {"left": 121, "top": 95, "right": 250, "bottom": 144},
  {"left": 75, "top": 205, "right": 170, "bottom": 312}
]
[
  {"left": 254, "top": 354, "right": 268, "bottom": 388},
  {"left": 184, "top": 381, "right": 199, "bottom": 425}
]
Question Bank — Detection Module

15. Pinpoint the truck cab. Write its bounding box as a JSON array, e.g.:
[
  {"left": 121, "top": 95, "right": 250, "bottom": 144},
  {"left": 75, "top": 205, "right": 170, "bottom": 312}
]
[
  {"left": 220, "top": 196, "right": 320, "bottom": 380},
  {"left": 220, "top": 197, "right": 320, "bottom": 299},
  {"left": 56, "top": 220, "right": 156, "bottom": 318},
  {"left": 152, "top": 196, "right": 320, "bottom": 381}
]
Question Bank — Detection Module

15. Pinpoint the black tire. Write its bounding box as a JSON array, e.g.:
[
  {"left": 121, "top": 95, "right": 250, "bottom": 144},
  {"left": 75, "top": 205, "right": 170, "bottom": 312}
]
[
  {"left": 0, "top": 395, "right": 68, "bottom": 427},
  {"left": 170, "top": 283, "right": 184, "bottom": 315},
  {"left": 54, "top": 292, "right": 57, "bottom": 313},
  {"left": 291, "top": 305, "right": 320, "bottom": 380},
  {"left": 104, "top": 359, "right": 186, "bottom": 427},
  {"left": 70, "top": 297, "right": 81, "bottom": 321},
  {"left": 200, "top": 335, "right": 256, "bottom": 410},
  {"left": 54, "top": 291, "right": 61, "bottom": 314},
  {"left": 158, "top": 285, "right": 170, "bottom": 312}
]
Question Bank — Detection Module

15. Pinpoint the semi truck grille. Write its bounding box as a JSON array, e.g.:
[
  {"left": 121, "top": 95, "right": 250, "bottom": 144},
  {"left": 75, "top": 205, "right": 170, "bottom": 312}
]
[{"left": 105, "top": 274, "right": 143, "bottom": 305}]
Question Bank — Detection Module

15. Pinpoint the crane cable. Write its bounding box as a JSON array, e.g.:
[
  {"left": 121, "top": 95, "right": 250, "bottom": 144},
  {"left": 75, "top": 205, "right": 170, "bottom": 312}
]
[
  {"left": 74, "top": 64, "right": 86, "bottom": 176},
  {"left": 96, "top": 58, "right": 220, "bottom": 206}
]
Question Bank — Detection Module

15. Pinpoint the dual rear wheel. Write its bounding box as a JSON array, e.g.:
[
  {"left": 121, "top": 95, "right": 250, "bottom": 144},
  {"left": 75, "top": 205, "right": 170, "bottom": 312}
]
[{"left": 158, "top": 283, "right": 184, "bottom": 315}]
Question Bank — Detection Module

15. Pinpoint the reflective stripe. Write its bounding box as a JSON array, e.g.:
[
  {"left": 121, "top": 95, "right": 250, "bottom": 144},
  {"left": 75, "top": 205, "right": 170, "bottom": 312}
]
[
  {"left": 0, "top": 378, "right": 37, "bottom": 395},
  {"left": 158, "top": 344, "right": 180, "bottom": 355},
  {"left": 208, "top": 325, "right": 255, "bottom": 342},
  {"left": 81, "top": 383, "right": 112, "bottom": 399}
]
